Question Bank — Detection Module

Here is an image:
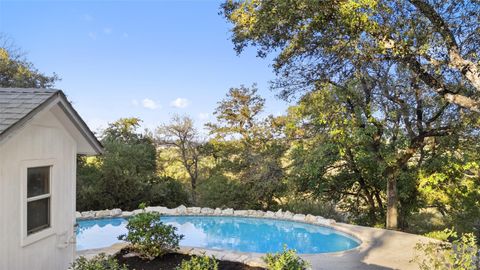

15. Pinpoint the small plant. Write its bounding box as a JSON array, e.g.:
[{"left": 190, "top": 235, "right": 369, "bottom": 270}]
[
  {"left": 118, "top": 209, "right": 183, "bottom": 260},
  {"left": 70, "top": 253, "right": 128, "bottom": 270},
  {"left": 263, "top": 245, "right": 310, "bottom": 270},
  {"left": 413, "top": 228, "right": 479, "bottom": 270},
  {"left": 176, "top": 255, "right": 219, "bottom": 270}
]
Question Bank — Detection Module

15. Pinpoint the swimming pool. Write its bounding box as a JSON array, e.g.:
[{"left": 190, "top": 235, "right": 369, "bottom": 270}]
[{"left": 76, "top": 216, "right": 360, "bottom": 254}]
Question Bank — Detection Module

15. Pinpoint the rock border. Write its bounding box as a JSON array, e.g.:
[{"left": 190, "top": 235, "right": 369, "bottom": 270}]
[
  {"left": 76, "top": 205, "right": 362, "bottom": 268},
  {"left": 77, "top": 205, "right": 338, "bottom": 227}
]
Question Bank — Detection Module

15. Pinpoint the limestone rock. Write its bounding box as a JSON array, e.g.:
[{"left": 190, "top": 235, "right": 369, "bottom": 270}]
[
  {"left": 132, "top": 209, "right": 144, "bottom": 215},
  {"left": 305, "top": 214, "right": 317, "bottom": 223},
  {"left": 234, "top": 210, "right": 249, "bottom": 216},
  {"left": 292, "top": 214, "right": 306, "bottom": 222},
  {"left": 81, "top": 211, "right": 95, "bottom": 219},
  {"left": 264, "top": 211, "right": 275, "bottom": 218},
  {"left": 122, "top": 211, "right": 133, "bottom": 218},
  {"left": 214, "top": 208, "right": 222, "bottom": 215},
  {"left": 110, "top": 208, "right": 122, "bottom": 216},
  {"left": 222, "top": 208, "right": 234, "bottom": 215},
  {"left": 95, "top": 210, "right": 111, "bottom": 218},
  {"left": 283, "top": 211, "right": 293, "bottom": 219},
  {"left": 146, "top": 206, "right": 168, "bottom": 214},
  {"left": 188, "top": 207, "right": 201, "bottom": 214},
  {"left": 75, "top": 211, "right": 82, "bottom": 219},
  {"left": 175, "top": 205, "right": 187, "bottom": 214},
  {"left": 201, "top": 207, "right": 214, "bottom": 215},
  {"left": 255, "top": 210, "right": 265, "bottom": 217}
]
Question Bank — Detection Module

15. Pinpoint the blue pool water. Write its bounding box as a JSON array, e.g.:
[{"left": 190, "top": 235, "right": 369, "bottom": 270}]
[{"left": 76, "top": 216, "right": 360, "bottom": 254}]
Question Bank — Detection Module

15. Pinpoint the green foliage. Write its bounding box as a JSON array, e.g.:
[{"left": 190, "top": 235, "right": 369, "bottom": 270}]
[
  {"left": 206, "top": 85, "right": 288, "bottom": 209},
  {"left": 155, "top": 115, "right": 203, "bottom": 202},
  {"left": 77, "top": 118, "right": 160, "bottom": 211},
  {"left": 147, "top": 177, "right": 190, "bottom": 208},
  {"left": 118, "top": 211, "right": 184, "bottom": 260},
  {"left": 70, "top": 254, "right": 128, "bottom": 270},
  {"left": 197, "top": 174, "right": 249, "bottom": 209},
  {"left": 263, "top": 246, "right": 310, "bottom": 270},
  {"left": 424, "top": 229, "right": 457, "bottom": 242},
  {"left": 176, "top": 255, "right": 219, "bottom": 270},
  {"left": 221, "top": 0, "right": 480, "bottom": 231},
  {"left": 414, "top": 229, "right": 479, "bottom": 270},
  {"left": 0, "top": 38, "right": 58, "bottom": 88}
]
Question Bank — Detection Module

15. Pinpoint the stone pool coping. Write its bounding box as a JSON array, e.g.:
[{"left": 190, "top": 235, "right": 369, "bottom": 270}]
[{"left": 76, "top": 206, "right": 434, "bottom": 269}]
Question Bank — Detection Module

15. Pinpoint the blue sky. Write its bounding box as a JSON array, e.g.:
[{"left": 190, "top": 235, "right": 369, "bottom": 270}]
[{"left": 0, "top": 0, "right": 289, "bottom": 133}]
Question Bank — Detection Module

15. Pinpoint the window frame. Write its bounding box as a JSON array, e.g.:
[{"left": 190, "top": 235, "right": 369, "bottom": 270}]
[{"left": 20, "top": 159, "right": 56, "bottom": 247}]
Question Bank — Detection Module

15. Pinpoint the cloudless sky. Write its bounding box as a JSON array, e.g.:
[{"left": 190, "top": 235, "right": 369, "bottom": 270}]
[{"left": 0, "top": 0, "right": 289, "bottom": 134}]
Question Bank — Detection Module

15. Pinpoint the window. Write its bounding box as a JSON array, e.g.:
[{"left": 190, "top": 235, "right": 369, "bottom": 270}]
[{"left": 27, "top": 166, "right": 51, "bottom": 235}]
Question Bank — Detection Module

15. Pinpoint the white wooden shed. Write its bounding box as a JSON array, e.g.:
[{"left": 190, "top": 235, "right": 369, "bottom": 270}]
[{"left": 0, "top": 88, "right": 102, "bottom": 270}]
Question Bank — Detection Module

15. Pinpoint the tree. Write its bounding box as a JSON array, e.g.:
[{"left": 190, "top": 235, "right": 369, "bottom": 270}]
[
  {"left": 222, "top": 0, "right": 480, "bottom": 111},
  {"left": 77, "top": 118, "right": 158, "bottom": 210},
  {"left": 155, "top": 115, "right": 203, "bottom": 202},
  {"left": 207, "top": 85, "right": 287, "bottom": 209},
  {"left": 221, "top": 0, "right": 480, "bottom": 229},
  {"left": 0, "top": 35, "right": 58, "bottom": 88},
  {"left": 284, "top": 65, "right": 468, "bottom": 227}
]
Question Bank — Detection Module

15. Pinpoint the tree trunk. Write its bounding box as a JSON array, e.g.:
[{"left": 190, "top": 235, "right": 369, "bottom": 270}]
[{"left": 386, "top": 177, "right": 398, "bottom": 230}]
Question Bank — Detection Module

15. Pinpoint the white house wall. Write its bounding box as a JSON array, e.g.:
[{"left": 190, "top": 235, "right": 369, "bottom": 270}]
[{"left": 0, "top": 108, "right": 77, "bottom": 270}]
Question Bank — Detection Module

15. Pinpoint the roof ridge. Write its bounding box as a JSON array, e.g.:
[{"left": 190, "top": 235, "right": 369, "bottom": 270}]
[{"left": 0, "top": 87, "right": 60, "bottom": 93}]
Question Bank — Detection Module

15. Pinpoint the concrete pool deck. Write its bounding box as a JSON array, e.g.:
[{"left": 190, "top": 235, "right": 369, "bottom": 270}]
[{"left": 76, "top": 206, "right": 434, "bottom": 270}]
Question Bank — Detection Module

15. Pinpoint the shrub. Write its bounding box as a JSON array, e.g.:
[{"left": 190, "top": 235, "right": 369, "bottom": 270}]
[
  {"left": 413, "top": 229, "right": 479, "bottom": 270},
  {"left": 147, "top": 176, "right": 191, "bottom": 208},
  {"left": 70, "top": 253, "right": 128, "bottom": 270},
  {"left": 263, "top": 246, "right": 310, "bottom": 270},
  {"left": 176, "top": 255, "right": 219, "bottom": 270},
  {"left": 197, "top": 174, "right": 250, "bottom": 209},
  {"left": 118, "top": 210, "right": 183, "bottom": 260}
]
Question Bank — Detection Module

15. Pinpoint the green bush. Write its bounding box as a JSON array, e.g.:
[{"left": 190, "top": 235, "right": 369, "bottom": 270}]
[
  {"left": 263, "top": 246, "right": 310, "bottom": 270},
  {"left": 70, "top": 253, "right": 128, "bottom": 270},
  {"left": 118, "top": 210, "right": 183, "bottom": 260},
  {"left": 197, "top": 174, "right": 249, "bottom": 209},
  {"left": 176, "top": 255, "right": 219, "bottom": 270},
  {"left": 424, "top": 228, "right": 457, "bottom": 241},
  {"left": 414, "top": 229, "right": 479, "bottom": 270},
  {"left": 147, "top": 176, "right": 191, "bottom": 208}
]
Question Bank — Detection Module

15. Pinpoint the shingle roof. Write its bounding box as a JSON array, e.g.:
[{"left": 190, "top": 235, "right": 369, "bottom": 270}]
[
  {"left": 0, "top": 88, "right": 103, "bottom": 154},
  {"left": 0, "top": 88, "right": 59, "bottom": 134}
]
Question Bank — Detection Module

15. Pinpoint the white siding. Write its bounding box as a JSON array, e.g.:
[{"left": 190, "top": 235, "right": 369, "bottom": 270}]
[{"left": 0, "top": 108, "right": 77, "bottom": 270}]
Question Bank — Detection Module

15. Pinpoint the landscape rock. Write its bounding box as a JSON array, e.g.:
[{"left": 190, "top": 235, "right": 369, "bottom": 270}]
[
  {"left": 187, "top": 207, "right": 201, "bottom": 214},
  {"left": 283, "top": 211, "right": 293, "bottom": 219},
  {"left": 201, "top": 207, "right": 214, "bottom": 215},
  {"left": 132, "top": 209, "right": 144, "bottom": 215},
  {"left": 222, "top": 208, "right": 234, "bottom": 215},
  {"left": 274, "top": 209, "right": 284, "bottom": 219},
  {"left": 306, "top": 214, "right": 317, "bottom": 223},
  {"left": 214, "top": 208, "right": 222, "bottom": 215},
  {"left": 146, "top": 206, "right": 169, "bottom": 214},
  {"left": 95, "top": 210, "right": 111, "bottom": 218},
  {"left": 81, "top": 211, "right": 95, "bottom": 219},
  {"left": 264, "top": 211, "right": 275, "bottom": 218},
  {"left": 75, "top": 211, "right": 82, "bottom": 219},
  {"left": 175, "top": 205, "right": 187, "bottom": 214},
  {"left": 316, "top": 217, "right": 336, "bottom": 226},
  {"left": 122, "top": 211, "right": 133, "bottom": 217},
  {"left": 110, "top": 208, "right": 122, "bottom": 216},
  {"left": 293, "top": 214, "right": 306, "bottom": 222},
  {"left": 234, "top": 210, "right": 249, "bottom": 216},
  {"left": 255, "top": 210, "right": 265, "bottom": 217}
]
